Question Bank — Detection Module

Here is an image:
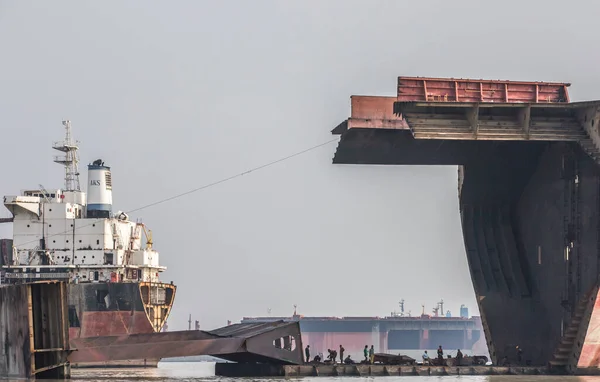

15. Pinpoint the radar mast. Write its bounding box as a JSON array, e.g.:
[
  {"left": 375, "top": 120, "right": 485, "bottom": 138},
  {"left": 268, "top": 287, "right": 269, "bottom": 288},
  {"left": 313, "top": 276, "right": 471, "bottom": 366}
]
[{"left": 52, "top": 120, "right": 81, "bottom": 191}]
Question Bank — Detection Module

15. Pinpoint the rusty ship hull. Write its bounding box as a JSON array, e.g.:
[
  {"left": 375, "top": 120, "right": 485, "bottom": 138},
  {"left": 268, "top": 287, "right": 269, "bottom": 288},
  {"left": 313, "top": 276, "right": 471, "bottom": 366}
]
[
  {"left": 67, "top": 281, "right": 176, "bottom": 368},
  {"left": 1, "top": 239, "right": 177, "bottom": 368},
  {"left": 331, "top": 76, "right": 600, "bottom": 371}
]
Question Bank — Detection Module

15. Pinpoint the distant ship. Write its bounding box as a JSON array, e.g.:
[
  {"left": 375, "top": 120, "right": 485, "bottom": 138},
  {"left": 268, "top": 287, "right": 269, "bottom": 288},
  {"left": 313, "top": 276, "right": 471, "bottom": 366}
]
[
  {"left": 0, "top": 121, "right": 176, "bottom": 368},
  {"left": 240, "top": 301, "right": 488, "bottom": 361}
]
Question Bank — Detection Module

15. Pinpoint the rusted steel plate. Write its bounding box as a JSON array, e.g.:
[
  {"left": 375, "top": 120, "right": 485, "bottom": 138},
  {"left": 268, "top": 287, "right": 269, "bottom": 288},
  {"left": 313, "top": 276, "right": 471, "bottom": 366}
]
[
  {"left": 69, "top": 332, "right": 244, "bottom": 363},
  {"left": 68, "top": 321, "right": 304, "bottom": 365},
  {"left": 332, "top": 96, "right": 409, "bottom": 134},
  {"left": 398, "top": 76, "right": 570, "bottom": 104},
  {"left": 350, "top": 96, "right": 402, "bottom": 120},
  {"left": 348, "top": 96, "right": 408, "bottom": 130},
  {"left": 577, "top": 287, "right": 600, "bottom": 368}
]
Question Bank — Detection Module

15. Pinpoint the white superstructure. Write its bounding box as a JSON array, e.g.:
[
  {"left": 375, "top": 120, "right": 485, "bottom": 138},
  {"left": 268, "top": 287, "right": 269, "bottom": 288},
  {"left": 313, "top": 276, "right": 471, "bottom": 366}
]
[{"left": 2, "top": 120, "right": 165, "bottom": 284}]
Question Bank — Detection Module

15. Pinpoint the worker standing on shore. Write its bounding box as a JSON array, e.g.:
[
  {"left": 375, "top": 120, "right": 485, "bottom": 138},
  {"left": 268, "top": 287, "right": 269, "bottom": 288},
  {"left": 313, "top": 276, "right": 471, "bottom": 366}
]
[
  {"left": 456, "top": 349, "right": 463, "bottom": 366},
  {"left": 363, "top": 345, "right": 369, "bottom": 362},
  {"left": 305, "top": 345, "right": 310, "bottom": 363},
  {"left": 339, "top": 345, "right": 345, "bottom": 363},
  {"left": 369, "top": 345, "right": 375, "bottom": 364}
]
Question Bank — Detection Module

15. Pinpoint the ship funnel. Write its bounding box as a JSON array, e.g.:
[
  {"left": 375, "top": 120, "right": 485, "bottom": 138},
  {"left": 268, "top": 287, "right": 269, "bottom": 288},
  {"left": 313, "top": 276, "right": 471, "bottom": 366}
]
[{"left": 86, "top": 159, "right": 113, "bottom": 218}]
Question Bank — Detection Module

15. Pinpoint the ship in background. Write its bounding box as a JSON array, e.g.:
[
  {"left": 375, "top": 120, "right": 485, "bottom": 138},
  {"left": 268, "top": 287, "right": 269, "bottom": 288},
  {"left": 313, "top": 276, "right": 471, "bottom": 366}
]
[
  {"left": 240, "top": 301, "right": 488, "bottom": 361},
  {"left": 0, "top": 120, "right": 176, "bottom": 368}
]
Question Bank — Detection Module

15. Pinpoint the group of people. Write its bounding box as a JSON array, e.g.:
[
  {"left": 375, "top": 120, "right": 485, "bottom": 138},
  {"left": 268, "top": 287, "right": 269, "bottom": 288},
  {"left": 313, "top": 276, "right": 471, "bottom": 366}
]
[
  {"left": 500, "top": 346, "right": 523, "bottom": 366},
  {"left": 304, "top": 344, "right": 376, "bottom": 364},
  {"left": 422, "top": 346, "right": 464, "bottom": 366}
]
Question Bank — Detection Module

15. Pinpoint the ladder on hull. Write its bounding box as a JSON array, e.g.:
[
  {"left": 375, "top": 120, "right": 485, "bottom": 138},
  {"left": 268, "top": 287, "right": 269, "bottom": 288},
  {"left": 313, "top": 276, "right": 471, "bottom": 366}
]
[{"left": 549, "top": 287, "right": 597, "bottom": 372}]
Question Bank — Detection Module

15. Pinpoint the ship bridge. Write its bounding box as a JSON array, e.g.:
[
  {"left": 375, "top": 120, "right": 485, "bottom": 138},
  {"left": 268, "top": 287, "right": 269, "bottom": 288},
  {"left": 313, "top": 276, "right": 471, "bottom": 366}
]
[{"left": 331, "top": 76, "right": 600, "bottom": 371}]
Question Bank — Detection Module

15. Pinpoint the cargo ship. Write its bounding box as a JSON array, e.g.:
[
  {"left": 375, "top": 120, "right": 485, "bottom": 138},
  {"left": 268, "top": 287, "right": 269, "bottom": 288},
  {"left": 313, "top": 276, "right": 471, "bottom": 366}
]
[
  {"left": 0, "top": 120, "right": 176, "bottom": 368},
  {"left": 240, "top": 302, "right": 488, "bottom": 361}
]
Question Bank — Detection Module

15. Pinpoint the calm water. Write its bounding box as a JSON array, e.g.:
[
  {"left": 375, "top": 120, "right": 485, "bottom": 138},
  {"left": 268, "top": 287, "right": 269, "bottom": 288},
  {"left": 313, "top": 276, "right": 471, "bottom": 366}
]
[{"left": 57, "top": 362, "right": 600, "bottom": 382}]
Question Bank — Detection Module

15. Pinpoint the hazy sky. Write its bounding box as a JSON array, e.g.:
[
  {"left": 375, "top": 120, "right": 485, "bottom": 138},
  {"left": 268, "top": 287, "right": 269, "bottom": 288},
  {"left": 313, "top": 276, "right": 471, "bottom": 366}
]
[{"left": 1, "top": 0, "right": 600, "bottom": 330}]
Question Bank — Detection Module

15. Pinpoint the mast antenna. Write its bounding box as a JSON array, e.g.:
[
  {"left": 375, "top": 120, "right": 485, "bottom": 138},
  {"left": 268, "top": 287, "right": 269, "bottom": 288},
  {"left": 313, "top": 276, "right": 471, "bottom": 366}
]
[{"left": 52, "top": 120, "right": 81, "bottom": 191}]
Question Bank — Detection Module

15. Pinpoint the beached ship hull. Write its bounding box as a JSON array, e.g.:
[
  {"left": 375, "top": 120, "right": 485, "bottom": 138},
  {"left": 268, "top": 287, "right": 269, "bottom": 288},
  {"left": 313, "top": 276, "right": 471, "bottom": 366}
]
[{"left": 67, "top": 281, "right": 176, "bottom": 368}]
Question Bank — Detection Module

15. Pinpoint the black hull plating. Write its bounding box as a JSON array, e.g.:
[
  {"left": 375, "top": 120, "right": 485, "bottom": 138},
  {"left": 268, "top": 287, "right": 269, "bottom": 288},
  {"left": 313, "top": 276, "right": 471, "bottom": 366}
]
[
  {"left": 68, "top": 282, "right": 146, "bottom": 314},
  {"left": 460, "top": 142, "right": 600, "bottom": 365},
  {"left": 332, "top": 129, "right": 600, "bottom": 366}
]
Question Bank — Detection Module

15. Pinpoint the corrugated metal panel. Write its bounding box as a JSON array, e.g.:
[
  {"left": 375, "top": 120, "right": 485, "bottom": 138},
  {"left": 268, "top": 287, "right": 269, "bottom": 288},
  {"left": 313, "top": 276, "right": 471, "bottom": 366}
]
[
  {"left": 209, "top": 321, "right": 292, "bottom": 338},
  {"left": 397, "top": 76, "right": 570, "bottom": 104}
]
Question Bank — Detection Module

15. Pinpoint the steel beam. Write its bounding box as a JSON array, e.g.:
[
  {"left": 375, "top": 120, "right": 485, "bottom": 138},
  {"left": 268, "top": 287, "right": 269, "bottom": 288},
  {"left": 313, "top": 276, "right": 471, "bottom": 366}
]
[
  {"left": 466, "top": 104, "right": 480, "bottom": 138},
  {"left": 518, "top": 105, "right": 532, "bottom": 140},
  {"left": 68, "top": 321, "right": 304, "bottom": 365},
  {"left": 68, "top": 332, "right": 244, "bottom": 363},
  {"left": 576, "top": 105, "right": 600, "bottom": 151}
]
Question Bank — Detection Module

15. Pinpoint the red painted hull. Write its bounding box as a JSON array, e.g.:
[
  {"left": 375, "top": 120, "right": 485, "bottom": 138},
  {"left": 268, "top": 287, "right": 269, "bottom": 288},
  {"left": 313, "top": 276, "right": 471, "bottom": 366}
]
[
  {"left": 578, "top": 289, "right": 600, "bottom": 368},
  {"left": 67, "top": 282, "right": 176, "bottom": 368},
  {"left": 69, "top": 311, "right": 160, "bottom": 368},
  {"left": 70, "top": 311, "right": 155, "bottom": 338}
]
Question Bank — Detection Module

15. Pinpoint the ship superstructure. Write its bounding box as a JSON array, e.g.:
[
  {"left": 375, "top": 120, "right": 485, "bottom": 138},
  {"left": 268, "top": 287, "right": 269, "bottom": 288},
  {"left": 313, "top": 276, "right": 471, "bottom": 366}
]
[
  {"left": 4, "top": 120, "right": 163, "bottom": 285},
  {"left": 0, "top": 120, "right": 176, "bottom": 368}
]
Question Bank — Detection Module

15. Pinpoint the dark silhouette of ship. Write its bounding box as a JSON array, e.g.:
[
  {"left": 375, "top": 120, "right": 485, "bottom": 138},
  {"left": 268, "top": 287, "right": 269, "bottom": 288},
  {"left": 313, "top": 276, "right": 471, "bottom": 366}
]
[{"left": 331, "top": 76, "right": 600, "bottom": 371}]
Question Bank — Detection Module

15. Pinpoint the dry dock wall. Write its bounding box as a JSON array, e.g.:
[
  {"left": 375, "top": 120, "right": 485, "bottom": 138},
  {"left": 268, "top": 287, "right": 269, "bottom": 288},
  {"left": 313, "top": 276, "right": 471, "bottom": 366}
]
[
  {"left": 0, "top": 282, "right": 70, "bottom": 379},
  {"left": 0, "top": 283, "right": 32, "bottom": 378}
]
